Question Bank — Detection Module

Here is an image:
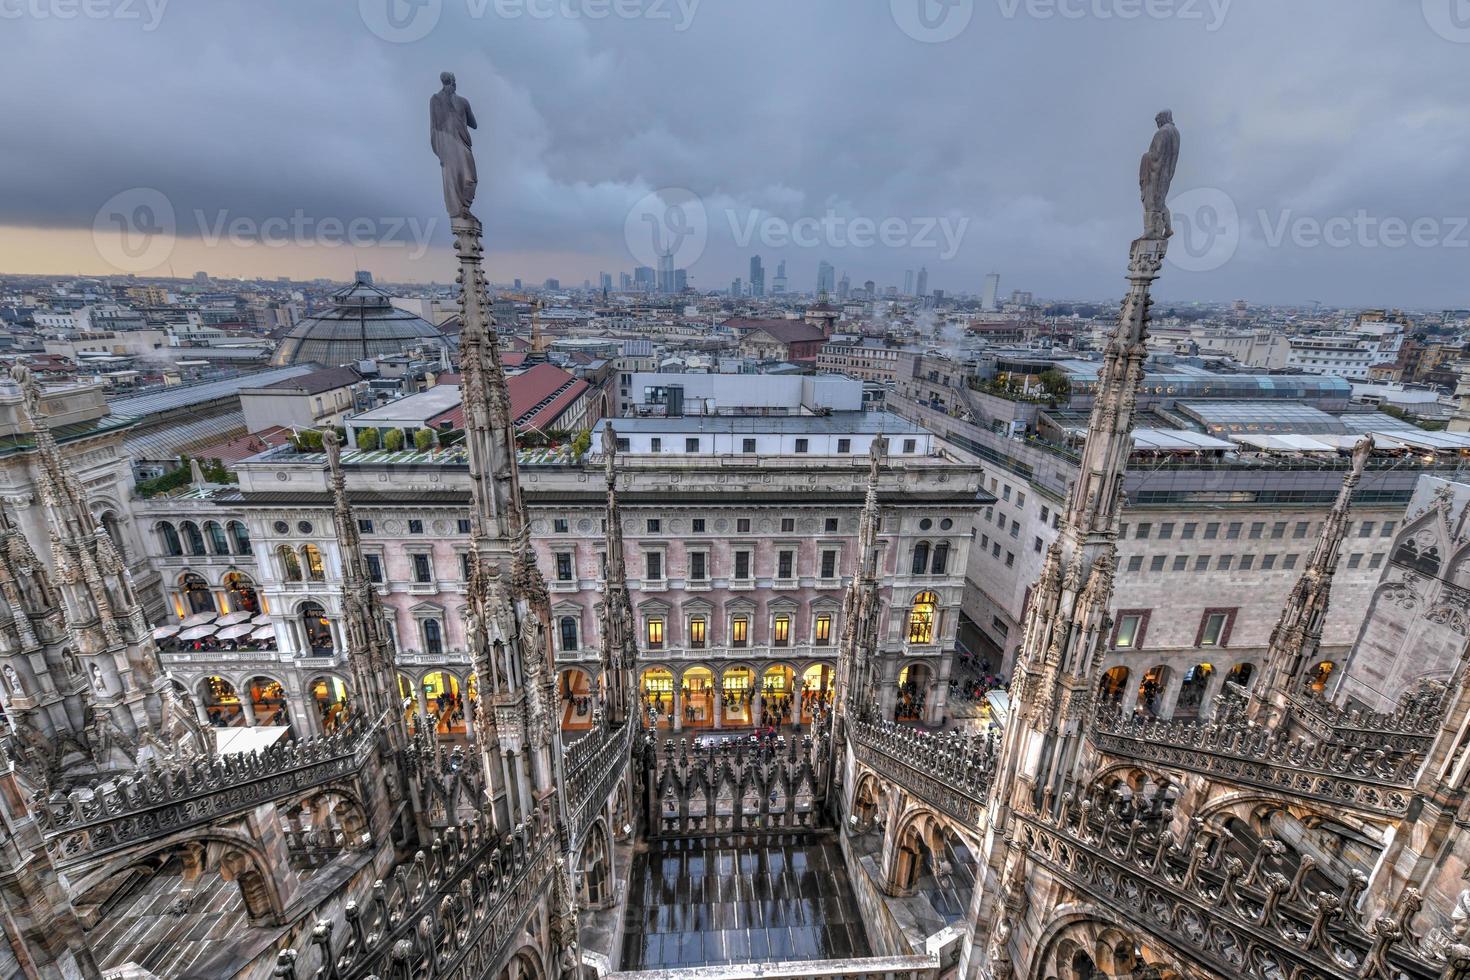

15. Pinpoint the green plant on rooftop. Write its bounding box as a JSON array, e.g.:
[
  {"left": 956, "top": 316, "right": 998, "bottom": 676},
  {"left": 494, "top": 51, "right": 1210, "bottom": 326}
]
[
  {"left": 383, "top": 429, "right": 405, "bottom": 452},
  {"left": 1378, "top": 404, "right": 1446, "bottom": 431},
  {"left": 571, "top": 429, "right": 592, "bottom": 457},
  {"left": 356, "top": 428, "right": 380, "bottom": 451},
  {"left": 414, "top": 428, "right": 435, "bottom": 452},
  {"left": 134, "top": 455, "right": 234, "bottom": 498},
  {"left": 289, "top": 428, "right": 325, "bottom": 452}
]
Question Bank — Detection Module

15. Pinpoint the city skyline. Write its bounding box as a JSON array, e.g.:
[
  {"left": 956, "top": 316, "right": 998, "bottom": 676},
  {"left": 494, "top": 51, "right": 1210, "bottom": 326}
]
[{"left": 4, "top": 2, "right": 1470, "bottom": 306}]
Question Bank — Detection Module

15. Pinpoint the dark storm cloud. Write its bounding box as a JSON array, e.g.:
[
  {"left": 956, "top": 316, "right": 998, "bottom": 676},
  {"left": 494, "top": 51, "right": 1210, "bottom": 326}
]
[{"left": 2, "top": 0, "right": 1469, "bottom": 305}]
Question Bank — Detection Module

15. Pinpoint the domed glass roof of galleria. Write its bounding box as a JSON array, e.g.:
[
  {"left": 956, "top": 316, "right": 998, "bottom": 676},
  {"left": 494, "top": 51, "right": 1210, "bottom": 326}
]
[{"left": 271, "top": 275, "right": 449, "bottom": 367}]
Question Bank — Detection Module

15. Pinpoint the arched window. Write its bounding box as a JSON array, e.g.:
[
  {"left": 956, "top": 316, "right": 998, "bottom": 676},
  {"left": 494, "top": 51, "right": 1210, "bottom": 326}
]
[
  {"left": 180, "top": 573, "right": 214, "bottom": 615},
  {"left": 301, "top": 602, "right": 333, "bottom": 654},
  {"left": 181, "top": 521, "right": 206, "bottom": 556},
  {"left": 302, "top": 545, "right": 326, "bottom": 582},
  {"left": 205, "top": 521, "right": 229, "bottom": 555},
  {"left": 931, "top": 542, "right": 950, "bottom": 575},
  {"left": 910, "top": 541, "right": 931, "bottom": 576},
  {"left": 309, "top": 675, "right": 349, "bottom": 732},
  {"left": 559, "top": 616, "right": 579, "bottom": 652},
  {"left": 908, "top": 591, "right": 938, "bottom": 644},
  {"left": 159, "top": 522, "right": 182, "bottom": 557},
  {"left": 423, "top": 619, "right": 443, "bottom": 656},
  {"left": 1100, "top": 666, "right": 1130, "bottom": 705},
  {"left": 223, "top": 571, "right": 259, "bottom": 614},
  {"left": 278, "top": 546, "right": 302, "bottom": 582},
  {"left": 228, "top": 520, "right": 251, "bottom": 555}
]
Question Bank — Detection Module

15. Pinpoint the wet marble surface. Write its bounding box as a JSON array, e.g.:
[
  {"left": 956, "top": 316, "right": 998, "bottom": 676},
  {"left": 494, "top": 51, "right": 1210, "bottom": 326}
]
[{"left": 621, "top": 832, "right": 872, "bottom": 971}]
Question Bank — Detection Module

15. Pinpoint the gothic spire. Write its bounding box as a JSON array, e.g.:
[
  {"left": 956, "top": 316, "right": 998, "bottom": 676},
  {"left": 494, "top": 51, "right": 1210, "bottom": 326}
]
[
  {"left": 1251, "top": 435, "right": 1374, "bottom": 724},
  {"left": 598, "top": 423, "right": 637, "bottom": 727},
  {"left": 323, "top": 431, "right": 402, "bottom": 740}
]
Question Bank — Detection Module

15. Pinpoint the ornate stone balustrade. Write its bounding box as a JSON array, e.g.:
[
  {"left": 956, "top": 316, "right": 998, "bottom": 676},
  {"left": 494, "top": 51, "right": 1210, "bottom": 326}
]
[
  {"left": 847, "top": 719, "right": 996, "bottom": 829},
  {"left": 562, "top": 719, "right": 632, "bottom": 848},
  {"left": 603, "top": 953, "right": 942, "bottom": 979},
  {"left": 1290, "top": 690, "right": 1442, "bottom": 753},
  {"left": 276, "top": 801, "right": 559, "bottom": 980},
  {"left": 650, "top": 731, "right": 825, "bottom": 837},
  {"left": 1091, "top": 711, "right": 1421, "bottom": 817},
  {"left": 38, "top": 719, "right": 373, "bottom": 868},
  {"left": 1014, "top": 787, "right": 1458, "bottom": 980}
]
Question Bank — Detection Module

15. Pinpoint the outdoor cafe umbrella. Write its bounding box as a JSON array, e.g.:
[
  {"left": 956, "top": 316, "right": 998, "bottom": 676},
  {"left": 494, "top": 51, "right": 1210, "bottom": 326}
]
[
  {"left": 251, "top": 614, "right": 272, "bottom": 626},
  {"left": 180, "top": 612, "right": 217, "bottom": 629},
  {"left": 151, "top": 624, "right": 180, "bottom": 641},
  {"left": 216, "top": 612, "right": 252, "bottom": 627},
  {"left": 250, "top": 625, "right": 275, "bottom": 640},
  {"left": 178, "top": 624, "right": 218, "bottom": 642},
  {"left": 217, "top": 624, "right": 254, "bottom": 641}
]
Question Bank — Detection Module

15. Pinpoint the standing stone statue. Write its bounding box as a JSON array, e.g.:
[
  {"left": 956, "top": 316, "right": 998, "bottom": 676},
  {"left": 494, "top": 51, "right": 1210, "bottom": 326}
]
[
  {"left": 1139, "top": 109, "right": 1180, "bottom": 239},
  {"left": 430, "top": 71, "right": 478, "bottom": 220}
]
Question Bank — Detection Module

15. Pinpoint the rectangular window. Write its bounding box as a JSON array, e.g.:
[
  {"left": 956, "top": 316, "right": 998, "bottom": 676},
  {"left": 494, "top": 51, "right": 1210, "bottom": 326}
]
[
  {"left": 1380, "top": 521, "right": 1396, "bottom": 537},
  {"left": 1203, "top": 522, "right": 1219, "bottom": 540},
  {"left": 1127, "top": 555, "right": 1143, "bottom": 572},
  {"left": 1135, "top": 523, "right": 1151, "bottom": 539},
  {"left": 732, "top": 616, "right": 749, "bottom": 647},
  {"left": 795, "top": 438, "right": 809, "bottom": 454},
  {"left": 685, "top": 437, "right": 700, "bottom": 453},
  {"left": 773, "top": 614, "right": 791, "bottom": 646},
  {"left": 1348, "top": 553, "right": 1363, "bottom": 569},
  {"left": 825, "top": 517, "right": 839, "bottom": 533},
  {"left": 982, "top": 534, "right": 990, "bottom": 548},
  {"left": 647, "top": 519, "right": 661, "bottom": 533},
  {"left": 692, "top": 518, "right": 706, "bottom": 533},
  {"left": 456, "top": 519, "right": 472, "bottom": 534},
  {"left": 737, "top": 518, "right": 751, "bottom": 533},
  {"left": 1293, "top": 522, "right": 1309, "bottom": 539},
  {"left": 690, "top": 552, "right": 708, "bottom": 581},
  {"left": 1034, "top": 536, "right": 1044, "bottom": 553},
  {"left": 815, "top": 613, "right": 832, "bottom": 645},
  {"left": 1261, "top": 554, "right": 1276, "bottom": 570},
  {"left": 1218, "top": 555, "right": 1234, "bottom": 571},
  {"left": 1181, "top": 523, "right": 1197, "bottom": 540},
  {"left": 646, "top": 552, "right": 662, "bottom": 581},
  {"left": 837, "top": 438, "right": 851, "bottom": 453},
  {"left": 553, "top": 518, "right": 569, "bottom": 533},
  {"left": 903, "top": 438, "right": 916, "bottom": 453},
  {"left": 1172, "top": 555, "right": 1187, "bottom": 571},
  {"left": 1200, "top": 612, "right": 1228, "bottom": 647},
  {"left": 821, "top": 550, "right": 837, "bottom": 579},
  {"left": 1248, "top": 522, "right": 1264, "bottom": 540},
  {"left": 781, "top": 518, "right": 795, "bottom": 532},
  {"left": 460, "top": 553, "right": 472, "bottom": 579},
  {"left": 742, "top": 438, "right": 756, "bottom": 453},
  {"left": 1017, "top": 491, "right": 1026, "bottom": 508},
  {"left": 412, "top": 553, "right": 432, "bottom": 583},
  {"left": 1271, "top": 521, "right": 1287, "bottom": 539},
  {"left": 1005, "top": 552, "right": 1015, "bottom": 568},
  {"left": 1194, "top": 556, "right": 1210, "bottom": 572},
  {"left": 1002, "top": 485, "right": 1012, "bottom": 502},
  {"left": 1358, "top": 521, "right": 1375, "bottom": 538},
  {"left": 358, "top": 518, "right": 374, "bottom": 533},
  {"left": 555, "top": 552, "right": 574, "bottom": 582},
  {"left": 1239, "top": 554, "right": 1255, "bottom": 570},
  {"left": 689, "top": 617, "right": 706, "bottom": 648},
  {"left": 1040, "top": 506, "right": 1050, "bottom": 523},
  {"left": 1010, "top": 523, "right": 1020, "bottom": 539},
  {"left": 1369, "top": 553, "right": 1383, "bottom": 569},
  {"left": 365, "top": 554, "right": 383, "bottom": 582},
  {"left": 778, "top": 550, "right": 794, "bottom": 579},
  {"left": 734, "top": 551, "right": 751, "bottom": 580},
  {"left": 651, "top": 438, "right": 661, "bottom": 453},
  {"left": 409, "top": 519, "right": 424, "bottom": 535},
  {"left": 992, "top": 542, "right": 1001, "bottom": 558},
  {"left": 646, "top": 618, "right": 664, "bottom": 649},
  {"left": 1158, "top": 522, "right": 1174, "bottom": 540},
  {"left": 1284, "top": 554, "right": 1299, "bottom": 569},
  {"left": 1115, "top": 614, "right": 1142, "bottom": 649},
  {"left": 1150, "top": 555, "right": 1166, "bottom": 571}
]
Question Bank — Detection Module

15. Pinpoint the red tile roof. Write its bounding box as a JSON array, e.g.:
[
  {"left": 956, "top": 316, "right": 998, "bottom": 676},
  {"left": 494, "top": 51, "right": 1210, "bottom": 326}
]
[
  {"left": 430, "top": 363, "right": 589, "bottom": 433},
  {"left": 191, "top": 425, "right": 292, "bottom": 464}
]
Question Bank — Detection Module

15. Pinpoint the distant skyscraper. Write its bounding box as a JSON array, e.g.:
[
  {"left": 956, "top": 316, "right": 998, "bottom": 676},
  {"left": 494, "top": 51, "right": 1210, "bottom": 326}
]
[
  {"left": 863, "top": 279, "right": 876, "bottom": 300},
  {"left": 837, "top": 273, "right": 850, "bottom": 302},
  {"left": 634, "top": 266, "right": 655, "bottom": 291},
  {"left": 817, "top": 261, "right": 835, "bottom": 296},
  {"left": 903, "top": 270, "right": 914, "bottom": 296},
  {"left": 674, "top": 269, "right": 687, "bottom": 293},
  {"left": 514, "top": 278, "right": 522, "bottom": 290},
  {"left": 600, "top": 272, "right": 613, "bottom": 291},
  {"left": 658, "top": 250, "right": 676, "bottom": 294},
  {"left": 916, "top": 267, "right": 928, "bottom": 299},
  {"left": 982, "top": 272, "right": 1000, "bottom": 312},
  {"left": 731, "top": 277, "right": 743, "bottom": 297},
  {"left": 772, "top": 260, "right": 788, "bottom": 295},
  {"left": 544, "top": 278, "right": 560, "bottom": 290},
  {"left": 620, "top": 272, "right": 632, "bottom": 291},
  {"left": 933, "top": 289, "right": 945, "bottom": 303},
  {"left": 749, "top": 255, "right": 765, "bottom": 297}
]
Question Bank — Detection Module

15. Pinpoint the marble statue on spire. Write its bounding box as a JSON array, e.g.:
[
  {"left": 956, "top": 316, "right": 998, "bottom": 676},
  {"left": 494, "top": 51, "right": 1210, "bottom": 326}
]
[
  {"left": 1140, "top": 109, "right": 1180, "bottom": 239},
  {"left": 430, "top": 71, "right": 478, "bottom": 220}
]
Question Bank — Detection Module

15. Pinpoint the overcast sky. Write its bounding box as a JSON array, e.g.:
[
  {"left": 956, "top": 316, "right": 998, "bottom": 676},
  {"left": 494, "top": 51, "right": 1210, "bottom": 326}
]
[{"left": 2, "top": 0, "right": 1468, "bottom": 307}]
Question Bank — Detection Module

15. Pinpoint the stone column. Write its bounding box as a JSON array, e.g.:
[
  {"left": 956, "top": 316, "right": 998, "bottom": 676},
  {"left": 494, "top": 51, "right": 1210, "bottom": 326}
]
[
  {"left": 672, "top": 687, "right": 683, "bottom": 733},
  {"left": 212, "top": 590, "right": 228, "bottom": 614},
  {"left": 1156, "top": 673, "right": 1184, "bottom": 720},
  {"left": 240, "top": 693, "right": 257, "bottom": 727},
  {"left": 1199, "top": 666, "right": 1231, "bottom": 721}
]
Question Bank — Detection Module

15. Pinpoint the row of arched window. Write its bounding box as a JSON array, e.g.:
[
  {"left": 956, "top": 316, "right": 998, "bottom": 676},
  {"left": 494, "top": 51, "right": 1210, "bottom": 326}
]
[
  {"left": 909, "top": 541, "right": 951, "bottom": 576},
  {"left": 159, "top": 520, "right": 250, "bottom": 558},
  {"left": 278, "top": 545, "right": 327, "bottom": 583}
]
